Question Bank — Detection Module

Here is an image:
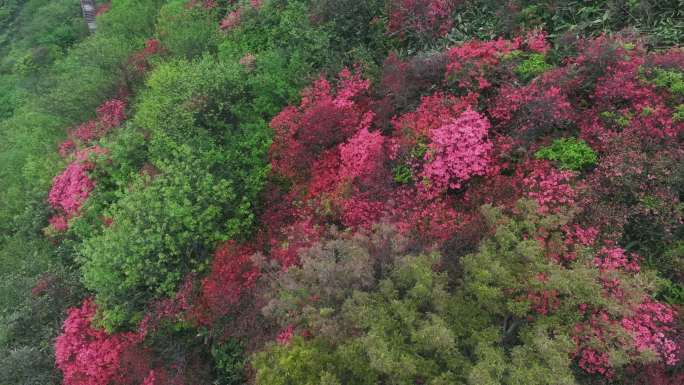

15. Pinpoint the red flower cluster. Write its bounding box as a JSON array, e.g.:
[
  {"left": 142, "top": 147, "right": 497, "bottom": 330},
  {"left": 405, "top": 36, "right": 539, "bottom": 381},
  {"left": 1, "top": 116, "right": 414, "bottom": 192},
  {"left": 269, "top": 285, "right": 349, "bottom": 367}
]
[
  {"left": 446, "top": 38, "right": 521, "bottom": 89},
  {"left": 59, "top": 99, "right": 127, "bottom": 158},
  {"left": 129, "top": 39, "right": 164, "bottom": 73},
  {"left": 96, "top": 99, "right": 126, "bottom": 129},
  {"left": 55, "top": 299, "right": 140, "bottom": 385},
  {"left": 622, "top": 301, "right": 678, "bottom": 365},
  {"left": 270, "top": 68, "right": 372, "bottom": 181},
  {"left": 220, "top": 9, "right": 241, "bottom": 31},
  {"left": 525, "top": 29, "right": 550, "bottom": 54},
  {"left": 95, "top": 2, "right": 111, "bottom": 16},
  {"left": 47, "top": 146, "right": 109, "bottom": 233},
  {"left": 522, "top": 161, "right": 578, "bottom": 214},
  {"left": 388, "top": 0, "right": 458, "bottom": 38},
  {"left": 276, "top": 325, "right": 295, "bottom": 345},
  {"left": 48, "top": 162, "right": 94, "bottom": 224},
  {"left": 200, "top": 241, "right": 261, "bottom": 323}
]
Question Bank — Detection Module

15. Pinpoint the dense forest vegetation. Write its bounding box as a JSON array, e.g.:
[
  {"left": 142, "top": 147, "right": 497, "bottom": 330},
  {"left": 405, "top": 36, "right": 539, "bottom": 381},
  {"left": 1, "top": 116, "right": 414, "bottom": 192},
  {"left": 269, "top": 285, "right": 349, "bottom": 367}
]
[{"left": 0, "top": 1, "right": 683, "bottom": 384}]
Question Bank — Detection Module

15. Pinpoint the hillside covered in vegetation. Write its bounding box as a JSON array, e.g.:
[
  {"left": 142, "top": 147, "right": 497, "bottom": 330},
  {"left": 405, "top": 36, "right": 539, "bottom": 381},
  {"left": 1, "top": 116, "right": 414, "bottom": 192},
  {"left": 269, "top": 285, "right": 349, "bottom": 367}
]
[{"left": 1, "top": 1, "right": 684, "bottom": 384}]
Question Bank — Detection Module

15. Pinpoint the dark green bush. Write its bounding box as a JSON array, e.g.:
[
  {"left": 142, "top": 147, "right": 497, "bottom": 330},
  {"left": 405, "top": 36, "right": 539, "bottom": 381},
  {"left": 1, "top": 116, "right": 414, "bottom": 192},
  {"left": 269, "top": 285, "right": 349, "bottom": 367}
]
[
  {"left": 156, "top": 0, "right": 220, "bottom": 59},
  {"left": 212, "top": 338, "right": 246, "bottom": 385},
  {"left": 450, "top": 0, "right": 684, "bottom": 48}
]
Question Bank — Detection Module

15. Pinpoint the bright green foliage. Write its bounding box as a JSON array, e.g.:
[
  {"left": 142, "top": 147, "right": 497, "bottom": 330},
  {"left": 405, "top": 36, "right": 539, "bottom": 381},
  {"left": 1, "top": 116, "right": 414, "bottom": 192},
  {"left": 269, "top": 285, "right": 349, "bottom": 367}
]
[
  {"left": 673, "top": 104, "right": 684, "bottom": 122},
  {"left": 0, "top": 2, "right": 164, "bottom": 375},
  {"left": 0, "top": 74, "right": 17, "bottom": 119},
  {"left": 258, "top": 228, "right": 466, "bottom": 384},
  {"left": 253, "top": 337, "right": 371, "bottom": 385},
  {"left": 456, "top": 202, "right": 584, "bottom": 385},
  {"left": 535, "top": 137, "right": 598, "bottom": 171},
  {"left": 340, "top": 254, "right": 467, "bottom": 385},
  {"left": 77, "top": 57, "right": 270, "bottom": 330},
  {"left": 393, "top": 164, "right": 413, "bottom": 184},
  {"left": 458, "top": 201, "right": 668, "bottom": 384},
  {"left": 514, "top": 53, "right": 552, "bottom": 81},
  {"left": 647, "top": 68, "right": 684, "bottom": 96},
  {"left": 218, "top": 1, "right": 329, "bottom": 65},
  {"left": 134, "top": 56, "right": 244, "bottom": 146},
  {"left": 215, "top": 0, "right": 333, "bottom": 119},
  {"left": 599, "top": 110, "right": 632, "bottom": 128},
  {"left": 658, "top": 241, "right": 684, "bottom": 305},
  {"left": 217, "top": 0, "right": 331, "bottom": 111},
  {"left": 96, "top": 0, "right": 165, "bottom": 43},
  {"left": 0, "top": 0, "right": 87, "bottom": 74},
  {"left": 40, "top": 35, "right": 132, "bottom": 122},
  {"left": 79, "top": 153, "right": 248, "bottom": 329},
  {"left": 0, "top": 109, "right": 64, "bottom": 230},
  {"left": 10, "top": 0, "right": 86, "bottom": 51}
]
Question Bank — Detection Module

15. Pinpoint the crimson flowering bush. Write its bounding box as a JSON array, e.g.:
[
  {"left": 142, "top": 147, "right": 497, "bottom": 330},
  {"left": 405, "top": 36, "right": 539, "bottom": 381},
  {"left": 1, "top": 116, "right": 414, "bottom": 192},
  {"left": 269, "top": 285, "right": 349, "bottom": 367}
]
[
  {"left": 55, "top": 299, "right": 141, "bottom": 385},
  {"left": 269, "top": 68, "right": 372, "bottom": 181},
  {"left": 96, "top": 99, "right": 126, "bottom": 129},
  {"left": 521, "top": 160, "right": 579, "bottom": 214},
  {"left": 200, "top": 241, "right": 261, "bottom": 323},
  {"left": 59, "top": 99, "right": 127, "bottom": 157},
  {"left": 48, "top": 97, "right": 127, "bottom": 233},
  {"left": 47, "top": 161, "right": 95, "bottom": 231},
  {"left": 525, "top": 29, "right": 550, "bottom": 54},
  {"left": 47, "top": 145, "right": 110, "bottom": 233},
  {"left": 220, "top": 9, "right": 241, "bottom": 31},
  {"left": 267, "top": 71, "right": 490, "bottom": 252},
  {"left": 339, "top": 127, "right": 386, "bottom": 184},
  {"left": 129, "top": 39, "right": 165, "bottom": 73},
  {"left": 445, "top": 37, "right": 521, "bottom": 90},
  {"left": 388, "top": 0, "right": 458, "bottom": 39}
]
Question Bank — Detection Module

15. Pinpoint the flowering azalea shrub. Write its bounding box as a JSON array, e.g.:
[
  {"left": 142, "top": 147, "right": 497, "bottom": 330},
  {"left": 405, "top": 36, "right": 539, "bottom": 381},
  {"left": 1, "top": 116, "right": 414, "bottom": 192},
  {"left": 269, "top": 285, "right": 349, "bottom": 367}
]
[
  {"left": 48, "top": 162, "right": 94, "bottom": 218},
  {"left": 200, "top": 241, "right": 261, "bottom": 323},
  {"left": 48, "top": 97, "right": 127, "bottom": 234},
  {"left": 421, "top": 108, "right": 493, "bottom": 193},
  {"left": 58, "top": 99, "right": 127, "bottom": 158},
  {"left": 129, "top": 39, "right": 165, "bottom": 73},
  {"left": 55, "top": 299, "right": 140, "bottom": 385},
  {"left": 46, "top": 146, "right": 111, "bottom": 233},
  {"left": 446, "top": 38, "right": 521, "bottom": 90},
  {"left": 270, "top": 68, "right": 372, "bottom": 180},
  {"left": 388, "top": 0, "right": 458, "bottom": 39}
]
